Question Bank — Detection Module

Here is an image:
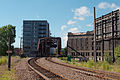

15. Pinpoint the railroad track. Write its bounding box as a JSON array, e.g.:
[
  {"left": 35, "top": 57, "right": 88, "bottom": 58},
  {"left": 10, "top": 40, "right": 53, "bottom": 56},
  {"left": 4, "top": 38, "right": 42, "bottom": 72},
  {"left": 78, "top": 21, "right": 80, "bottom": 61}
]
[
  {"left": 28, "top": 58, "right": 71, "bottom": 80},
  {"left": 47, "top": 57, "right": 120, "bottom": 80}
]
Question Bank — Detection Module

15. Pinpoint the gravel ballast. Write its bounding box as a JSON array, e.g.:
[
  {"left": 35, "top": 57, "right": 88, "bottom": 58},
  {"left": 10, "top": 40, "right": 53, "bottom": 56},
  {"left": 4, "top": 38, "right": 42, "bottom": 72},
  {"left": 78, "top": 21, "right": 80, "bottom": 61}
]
[
  {"left": 14, "top": 58, "right": 44, "bottom": 80},
  {"left": 37, "top": 58, "right": 104, "bottom": 80}
]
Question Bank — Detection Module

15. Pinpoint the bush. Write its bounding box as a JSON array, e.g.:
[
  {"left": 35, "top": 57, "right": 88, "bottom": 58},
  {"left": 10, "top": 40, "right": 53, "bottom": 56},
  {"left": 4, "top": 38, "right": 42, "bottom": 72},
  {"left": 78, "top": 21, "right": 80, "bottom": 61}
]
[
  {"left": 115, "top": 45, "right": 120, "bottom": 61},
  {"left": 104, "top": 51, "right": 113, "bottom": 64},
  {"left": 0, "top": 56, "right": 7, "bottom": 65},
  {"left": 87, "top": 60, "right": 94, "bottom": 68},
  {"left": 102, "top": 62, "right": 110, "bottom": 70},
  {"left": 107, "top": 56, "right": 113, "bottom": 64},
  {"left": 115, "top": 58, "right": 120, "bottom": 65}
]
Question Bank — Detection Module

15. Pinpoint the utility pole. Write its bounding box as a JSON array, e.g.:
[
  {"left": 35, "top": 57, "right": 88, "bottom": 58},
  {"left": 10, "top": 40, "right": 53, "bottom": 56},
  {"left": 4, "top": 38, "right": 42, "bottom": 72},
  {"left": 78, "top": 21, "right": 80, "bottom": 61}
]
[
  {"left": 94, "top": 7, "right": 97, "bottom": 62},
  {"left": 101, "top": 16, "right": 104, "bottom": 61},
  {"left": 111, "top": 11, "right": 115, "bottom": 63}
]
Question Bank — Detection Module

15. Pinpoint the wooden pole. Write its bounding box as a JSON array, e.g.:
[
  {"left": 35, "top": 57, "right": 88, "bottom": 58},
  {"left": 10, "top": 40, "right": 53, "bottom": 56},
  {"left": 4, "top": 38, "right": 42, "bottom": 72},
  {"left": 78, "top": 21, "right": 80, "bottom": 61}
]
[{"left": 8, "top": 37, "right": 11, "bottom": 71}]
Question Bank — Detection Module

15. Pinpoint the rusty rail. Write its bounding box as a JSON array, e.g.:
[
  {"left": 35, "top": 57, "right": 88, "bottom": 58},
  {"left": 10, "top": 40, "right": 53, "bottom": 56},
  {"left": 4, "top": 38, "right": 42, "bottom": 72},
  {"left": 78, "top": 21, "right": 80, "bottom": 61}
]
[
  {"left": 28, "top": 58, "right": 72, "bottom": 80},
  {"left": 47, "top": 58, "right": 120, "bottom": 80}
]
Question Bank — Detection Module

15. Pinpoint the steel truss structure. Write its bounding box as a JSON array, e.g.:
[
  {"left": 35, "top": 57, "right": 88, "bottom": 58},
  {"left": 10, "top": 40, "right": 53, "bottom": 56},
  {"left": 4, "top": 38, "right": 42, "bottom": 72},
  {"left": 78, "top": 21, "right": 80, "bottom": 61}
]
[{"left": 37, "top": 37, "right": 61, "bottom": 57}]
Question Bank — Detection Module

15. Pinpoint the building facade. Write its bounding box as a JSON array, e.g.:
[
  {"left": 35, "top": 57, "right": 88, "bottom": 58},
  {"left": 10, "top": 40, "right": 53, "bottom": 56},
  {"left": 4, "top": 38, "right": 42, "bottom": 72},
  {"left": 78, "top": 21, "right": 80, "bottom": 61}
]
[
  {"left": 95, "top": 9, "right": 120, "bottom": 61},
  {"left": 67, "top": 31, "right": 97, "bottom": 60},
  {"left": 67, "top": 9, "right": 120, "bottom": 61},
  {"left": 23, "top": 20, "right": 49, "bottom": 56}
]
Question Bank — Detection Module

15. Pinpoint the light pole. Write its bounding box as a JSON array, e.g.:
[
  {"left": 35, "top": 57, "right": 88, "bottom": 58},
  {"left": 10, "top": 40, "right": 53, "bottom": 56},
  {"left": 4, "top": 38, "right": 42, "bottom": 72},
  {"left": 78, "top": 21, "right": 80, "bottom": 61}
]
[{"left": 19, "top": 37, "right": 22, "bottom": 54}]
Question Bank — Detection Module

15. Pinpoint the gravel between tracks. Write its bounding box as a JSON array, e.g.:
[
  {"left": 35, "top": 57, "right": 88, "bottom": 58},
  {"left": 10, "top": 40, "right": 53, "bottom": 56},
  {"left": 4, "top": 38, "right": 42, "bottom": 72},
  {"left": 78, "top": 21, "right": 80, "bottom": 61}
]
[
  {"left": 14, "top": 58, "right": 44, "bottom": 80},
  {"left": 37, "top": 58, "right": 104, "bottom": 80}
]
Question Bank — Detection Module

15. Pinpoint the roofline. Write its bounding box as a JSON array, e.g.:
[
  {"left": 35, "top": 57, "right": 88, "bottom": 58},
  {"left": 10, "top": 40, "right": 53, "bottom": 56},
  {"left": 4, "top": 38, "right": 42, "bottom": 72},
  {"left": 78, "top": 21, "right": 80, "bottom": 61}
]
[{"left": 23, "top": 20, "right": 48, "bottom": 22}]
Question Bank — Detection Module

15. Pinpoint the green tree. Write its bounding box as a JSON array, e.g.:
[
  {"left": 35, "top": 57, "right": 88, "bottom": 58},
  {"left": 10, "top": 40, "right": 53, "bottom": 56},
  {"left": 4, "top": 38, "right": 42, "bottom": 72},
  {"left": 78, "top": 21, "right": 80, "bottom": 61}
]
[{"left": 0, "top": 24, "right": 16, "bottom": 56}]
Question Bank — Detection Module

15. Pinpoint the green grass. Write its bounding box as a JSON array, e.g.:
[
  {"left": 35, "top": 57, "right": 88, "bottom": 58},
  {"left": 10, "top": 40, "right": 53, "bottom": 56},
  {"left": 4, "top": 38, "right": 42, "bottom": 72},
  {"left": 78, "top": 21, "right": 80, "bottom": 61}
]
[
  {"left": 0, "top": 69, "right": 16, "bottom": 80},
  {"left": 0, "top": 56, "right": 7, "bottom": 65},
  {"left": 0, "top": 56, "right": 21, "bottom": 80},
  {"left": 58, "top": 57, "right": 120, "bottom": 73}
]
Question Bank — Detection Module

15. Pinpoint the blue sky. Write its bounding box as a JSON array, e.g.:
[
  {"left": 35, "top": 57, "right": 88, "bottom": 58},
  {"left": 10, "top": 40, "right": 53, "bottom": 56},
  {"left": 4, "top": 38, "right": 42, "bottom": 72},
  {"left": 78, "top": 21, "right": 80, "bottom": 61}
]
[{"left": 0, "top": 0, "right": 120, "bottom": 48}]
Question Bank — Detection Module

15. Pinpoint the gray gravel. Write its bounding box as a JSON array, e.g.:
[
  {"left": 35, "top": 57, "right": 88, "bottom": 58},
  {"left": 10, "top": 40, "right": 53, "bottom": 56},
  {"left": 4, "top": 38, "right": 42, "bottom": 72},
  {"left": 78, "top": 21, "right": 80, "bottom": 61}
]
[
  {"left": 14, "top": 58, "right": 44, "bottom": 80},
  {"left": 37, "top": 58, "right": 104, "bottom": 80}
]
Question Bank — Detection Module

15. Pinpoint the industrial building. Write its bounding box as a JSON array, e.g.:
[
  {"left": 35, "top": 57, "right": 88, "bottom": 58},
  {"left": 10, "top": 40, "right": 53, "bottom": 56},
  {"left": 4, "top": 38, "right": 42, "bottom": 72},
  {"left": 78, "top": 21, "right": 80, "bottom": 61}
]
[
  {"left": 67, "top": 9, "right": 120, "bottom": 61},
  {"left": 23, "top": 20, "right": 49, "bottom": 56},
  {"left": 67, "top": 31, "right": 96, "bottom": 60}
]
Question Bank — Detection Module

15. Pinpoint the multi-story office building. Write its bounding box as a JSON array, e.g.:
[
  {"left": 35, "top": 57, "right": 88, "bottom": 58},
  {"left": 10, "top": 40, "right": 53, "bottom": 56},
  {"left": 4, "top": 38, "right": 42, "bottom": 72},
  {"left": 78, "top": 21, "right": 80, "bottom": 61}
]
[{"left": 23, "top": 20, "right": 49, "bottom": 56}]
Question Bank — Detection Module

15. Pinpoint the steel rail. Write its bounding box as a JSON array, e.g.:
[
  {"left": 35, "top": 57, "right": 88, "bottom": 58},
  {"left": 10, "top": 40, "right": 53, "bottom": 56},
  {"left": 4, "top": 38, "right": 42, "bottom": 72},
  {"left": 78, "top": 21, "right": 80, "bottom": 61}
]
[
  {"left": 47, "top": 58, "right": 120, "bottom": 80},
  {"left": 28, "top": 58, "right": 72, "bottom": 80}
]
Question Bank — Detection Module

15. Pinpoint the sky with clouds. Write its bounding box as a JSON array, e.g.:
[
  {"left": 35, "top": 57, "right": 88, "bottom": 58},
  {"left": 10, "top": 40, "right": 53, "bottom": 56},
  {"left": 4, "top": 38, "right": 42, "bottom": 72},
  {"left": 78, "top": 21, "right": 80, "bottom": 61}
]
[{"left": 0, "top": 0, "right": 120, "bottom": 48}]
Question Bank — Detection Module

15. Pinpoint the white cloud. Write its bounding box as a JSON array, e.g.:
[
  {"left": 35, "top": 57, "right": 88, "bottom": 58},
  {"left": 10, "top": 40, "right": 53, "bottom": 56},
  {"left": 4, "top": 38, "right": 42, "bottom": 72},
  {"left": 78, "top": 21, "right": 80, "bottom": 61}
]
[
  {"left": 73, "top": 16, "right": 84, "bottom": 20},
  {"left": 98, "top": 2, "right": 111, "bottom": 9},
  {"left": 68, "top": 27, "right": 79, "bottom": 33},
  {"left": 111, "top": 3, "right": 117, "bottom": 9},
  {"left": 72, "top": 6, "right": 91, "bottom": 16},
  {"left": 72, "top": 6, "right": 92, "bottom": 20},
  {"left": 61, "top": 25, "right": 67, "bottom": 30},
  {"left": 62, "top": 35, "right": 68, "bottom": 48},
  {"left": 86, "top": 23, "right": 93, "bottom": 27},
  {"left": 98, "top": 2, "right": 120, "bottom": 10},
  {"left": 77, "top": 17, "right": 84, "bottom": 20},
  {"left": 67, "top": 20, "right": 76, "bottom": 25}
]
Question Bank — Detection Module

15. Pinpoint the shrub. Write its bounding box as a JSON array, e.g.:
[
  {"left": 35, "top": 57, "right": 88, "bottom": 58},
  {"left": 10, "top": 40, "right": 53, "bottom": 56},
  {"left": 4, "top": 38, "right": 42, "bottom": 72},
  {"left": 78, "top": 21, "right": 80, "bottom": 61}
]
[
  {"left": 87, "top": 60, "right": 94, "bottom": 68},
  {"left": 104, "top": 51, "right": 113, "bottom": 64},
  {"left": 0, "top": 56, "right": 7, "bottom": 65},
  {"left": 102, "top": 62, "right": 110, "bottom": 70},
  {"left": 115, "top": 58, "right": 120, "bottom": 65},
  {"left": 115, "top": 45, "right": 120, "bottom": 61}
]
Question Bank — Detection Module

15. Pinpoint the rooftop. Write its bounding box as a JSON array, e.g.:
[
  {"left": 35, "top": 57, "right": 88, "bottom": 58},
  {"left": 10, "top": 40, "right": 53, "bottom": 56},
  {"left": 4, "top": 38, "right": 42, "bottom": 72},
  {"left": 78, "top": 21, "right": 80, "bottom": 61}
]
[{"left": 68, "top": 31, "right": 94, "bottom": 36}]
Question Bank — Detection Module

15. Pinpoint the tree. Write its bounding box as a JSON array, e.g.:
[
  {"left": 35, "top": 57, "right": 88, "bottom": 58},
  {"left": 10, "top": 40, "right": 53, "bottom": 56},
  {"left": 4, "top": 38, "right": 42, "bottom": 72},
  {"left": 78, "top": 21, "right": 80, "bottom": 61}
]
[{"left": 0, "top": 24, "right": 16, "bottom": 56}]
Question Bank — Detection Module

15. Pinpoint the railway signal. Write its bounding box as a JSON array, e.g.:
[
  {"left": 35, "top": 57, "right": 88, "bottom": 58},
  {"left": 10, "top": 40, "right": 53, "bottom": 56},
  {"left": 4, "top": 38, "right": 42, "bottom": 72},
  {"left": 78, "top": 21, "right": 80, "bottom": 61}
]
[
  {"left": 6, "top": 50, "right": 12, "bottom": 53},
  {"left": 7, "top": 37, "right": 12, "bottom": 71}
]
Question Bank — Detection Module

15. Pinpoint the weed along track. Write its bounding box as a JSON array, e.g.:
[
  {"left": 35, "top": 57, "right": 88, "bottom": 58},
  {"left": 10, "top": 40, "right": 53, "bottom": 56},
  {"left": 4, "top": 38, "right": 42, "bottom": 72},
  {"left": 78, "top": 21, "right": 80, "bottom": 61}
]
[
  {"left": 28, "top": 58, "right": 70, "bottom": 80},
  {"left": 46, "top": 57, "right": 120, "bottom": 80}
]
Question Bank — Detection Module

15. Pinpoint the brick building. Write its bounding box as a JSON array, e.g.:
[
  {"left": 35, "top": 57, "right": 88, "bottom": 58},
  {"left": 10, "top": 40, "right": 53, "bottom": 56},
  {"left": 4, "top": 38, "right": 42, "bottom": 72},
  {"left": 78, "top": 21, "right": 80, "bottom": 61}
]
[
  {"left": 67, "top": 31, "right": 97, "bottom": 60},
  {"left": 67, "top": 9, "right": 120, "bottom": 61},
  {"left": 95, "top": 9, "right": 120, "bottom": 61}
]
